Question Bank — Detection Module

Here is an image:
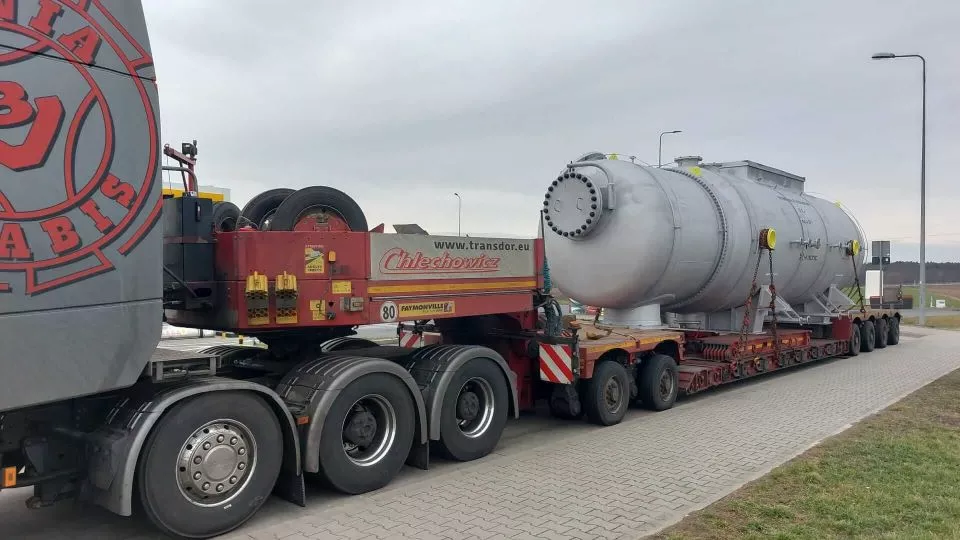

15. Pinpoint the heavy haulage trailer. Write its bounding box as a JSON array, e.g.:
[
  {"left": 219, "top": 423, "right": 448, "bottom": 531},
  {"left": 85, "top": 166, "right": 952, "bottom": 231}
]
[{"left": 0, "top": 2, "right": 902, "bottom": 539}]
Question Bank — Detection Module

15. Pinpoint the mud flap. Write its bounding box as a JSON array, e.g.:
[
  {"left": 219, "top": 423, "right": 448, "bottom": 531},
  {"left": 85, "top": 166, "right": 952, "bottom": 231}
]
[
  {"left": 272, "top": 468, "right": 306, "bottom": 507},
  {"left": 406, "top": 440, "right": 430, "bottom": 470}
]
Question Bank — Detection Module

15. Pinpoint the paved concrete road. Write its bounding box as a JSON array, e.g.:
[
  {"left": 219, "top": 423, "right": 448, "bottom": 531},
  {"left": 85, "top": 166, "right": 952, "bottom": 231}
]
[{"left": 4, "top": 326, "right": 959, "bottom": 540}]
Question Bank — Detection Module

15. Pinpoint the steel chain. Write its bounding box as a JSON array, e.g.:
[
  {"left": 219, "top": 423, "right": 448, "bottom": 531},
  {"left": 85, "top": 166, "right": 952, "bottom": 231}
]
[
  {"left": 767, "top": 248, "right": 781, "bottom": 365},
  {"left": 732, "top": 250, "right": 764, "bottom": 360},
  {"left": 850, "top": 247, "right": 867, "bottom": 315}
]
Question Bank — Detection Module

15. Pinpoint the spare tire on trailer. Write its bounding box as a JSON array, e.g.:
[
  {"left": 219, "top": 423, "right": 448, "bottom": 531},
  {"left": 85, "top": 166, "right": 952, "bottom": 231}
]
[
  {"left": 212, "top": 201, "right": 240, "bottom": 232},
  {"left": 268, "top": 186, "right": 368, "bottom": 232},
  {"left": 240, "top": 188, "right": 295, "bottom": 230}
]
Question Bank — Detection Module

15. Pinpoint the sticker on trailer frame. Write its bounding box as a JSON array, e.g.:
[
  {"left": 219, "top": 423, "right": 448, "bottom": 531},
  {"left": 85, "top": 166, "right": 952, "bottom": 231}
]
[
  {"left": 380, "top": 301, "right": 398, "bottom": 322},
  {"left": 398, "top": 301, "right": 455, "bottom": 318},
  {"left": 305, "top": 246, "right": 325, "bottom": 274},
  {"left": 331, "top": 280, "right": 352, "bottom": 294},
  {"left": 309, "top": 299, "right": 326, "bottom": 321}
]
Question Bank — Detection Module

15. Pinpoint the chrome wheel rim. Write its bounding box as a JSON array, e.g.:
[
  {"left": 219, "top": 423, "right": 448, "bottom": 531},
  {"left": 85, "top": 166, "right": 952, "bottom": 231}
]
[
  {"left": 176, "top": 419, "right": 257, "bottom": 507},
  {"left": 341, "top": 394, "right": 397, "bottom": 466},
  {"left": 457, "top": 377, "right": 495, "bottom": 438}
]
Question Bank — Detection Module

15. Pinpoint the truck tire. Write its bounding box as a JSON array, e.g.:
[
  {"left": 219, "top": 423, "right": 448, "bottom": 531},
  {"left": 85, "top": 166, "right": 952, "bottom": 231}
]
[
  {"left": 136, "top": 391, "right": 282, "bottom": 539},
  {"left": 583, "top": 361, "right": 630, "bottom": 426},
  {"left": 317, "top": 373, "right": 415, "bottom": 494},
  {"left": 212, "top": 201, "right": 240, "bottom": 232},
  {"left": 268, "top": 186, "right": 368, "bottom": 232},
  {"left": 437, "top": 357, "right": 509, "bottom": 461},
  {"left": 875, "top": 318, "right": 889, "bottom": 349},
  {"left": 637, "top": 354, "right": 679, "bottom": 411},
  {"left": 848, "top": 322, "right": 861, "bottom": 356},
  {"left": 860, "top": 320, "right": 876, "bottom": 353},
  {"left": 240, "top": 188, "right": 294, "bottom": 230},
  {"left": 887, "top": 317, "right": 901, "bottom": 345}
]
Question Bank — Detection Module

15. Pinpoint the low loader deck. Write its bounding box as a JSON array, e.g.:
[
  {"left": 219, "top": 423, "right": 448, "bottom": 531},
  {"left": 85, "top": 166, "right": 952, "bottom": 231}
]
[{"left": 571, "top": 318, "right": 854, "bottom": 396}]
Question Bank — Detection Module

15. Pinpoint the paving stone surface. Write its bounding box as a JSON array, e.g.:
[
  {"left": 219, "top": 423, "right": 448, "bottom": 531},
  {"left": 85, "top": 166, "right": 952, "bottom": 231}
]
[{"left": 2, "top": 326, "right": 958, "bottom": 539}]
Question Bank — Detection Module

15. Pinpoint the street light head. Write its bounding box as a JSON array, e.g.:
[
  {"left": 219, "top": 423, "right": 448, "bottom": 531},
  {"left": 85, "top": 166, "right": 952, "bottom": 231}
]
[
  {"left": 871, "top": 52, "right": 896, "bottom": 60},
  {"left": 670, "top": 130, "right": 682, "bottom": 134}
]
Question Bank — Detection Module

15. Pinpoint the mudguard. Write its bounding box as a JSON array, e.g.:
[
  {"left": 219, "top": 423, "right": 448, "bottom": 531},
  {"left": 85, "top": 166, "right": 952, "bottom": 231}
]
[
  {"left": 401, "top": 345, "right": 519, "bottom": 441},
  {"left": 320, "top": 336, "right": 381, "bottom": 352},
  {"left": 275, "top": 354, "right": 429, "bottom": 474},
  {"left": 84, "top": 377, "right": 303, "bottom": 517}
]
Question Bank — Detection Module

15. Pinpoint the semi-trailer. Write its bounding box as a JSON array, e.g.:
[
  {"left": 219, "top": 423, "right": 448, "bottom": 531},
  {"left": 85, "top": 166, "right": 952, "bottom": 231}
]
[{"left": 0, "top": 2, "right": 901, "bottom": 538}]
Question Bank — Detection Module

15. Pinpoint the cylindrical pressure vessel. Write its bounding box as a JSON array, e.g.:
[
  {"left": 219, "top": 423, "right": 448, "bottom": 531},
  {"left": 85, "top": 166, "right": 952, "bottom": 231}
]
[{"left": 541, "top": 154, "right": 865, "bottom": 325}]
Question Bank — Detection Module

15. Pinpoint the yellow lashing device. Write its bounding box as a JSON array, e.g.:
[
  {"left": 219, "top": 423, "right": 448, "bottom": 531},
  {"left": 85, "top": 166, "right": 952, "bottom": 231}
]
[
  {"left": 244, "top": 272, "right": 269, "bottom": 325},
  {"left": 275, "top": 272, "right": 299, "bottom": 324}
]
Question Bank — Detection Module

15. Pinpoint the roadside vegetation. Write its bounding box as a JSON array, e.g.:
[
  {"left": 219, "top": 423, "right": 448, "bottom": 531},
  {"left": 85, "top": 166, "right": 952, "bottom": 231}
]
[
  {"left": 842, "top": 284, "right": 960, "bottom": 309},
  {"left": 653, "top": 368, "right": 960, "bottom": 540},
  {"left": 903, "top": 314, "right": 960, "bottom": 330}
]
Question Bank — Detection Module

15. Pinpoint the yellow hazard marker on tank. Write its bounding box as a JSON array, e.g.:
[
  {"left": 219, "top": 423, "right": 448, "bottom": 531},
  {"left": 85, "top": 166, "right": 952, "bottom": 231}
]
[
  {"left": 759, "top": 228, "right": 776, "bottom": 250},
  {"left": 847, "top": 239, "right": 861, "bottom": 256}
]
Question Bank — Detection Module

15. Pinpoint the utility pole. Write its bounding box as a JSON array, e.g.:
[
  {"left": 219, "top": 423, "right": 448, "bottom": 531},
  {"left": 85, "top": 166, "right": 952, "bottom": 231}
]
[
  {"left": 658, "top": 130, "right": 682, "bottom": 167},
  {"left": 871, "top": 52, "right": 927, "bottom": 324},
  {"left": 454, "top": 192, "right": 462, "bottom": 236}
]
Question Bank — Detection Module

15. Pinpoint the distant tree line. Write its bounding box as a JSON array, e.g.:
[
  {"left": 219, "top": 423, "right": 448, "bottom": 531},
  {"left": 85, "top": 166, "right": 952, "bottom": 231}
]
[{"left": 861, "top": 261, "right": 960, "bottom": 285}]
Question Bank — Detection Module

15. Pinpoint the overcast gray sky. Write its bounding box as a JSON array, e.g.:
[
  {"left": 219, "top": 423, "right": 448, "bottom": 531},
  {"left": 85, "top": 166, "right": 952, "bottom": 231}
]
[{"left": 144, "top": 0, "right": 959, "bottom": 262}]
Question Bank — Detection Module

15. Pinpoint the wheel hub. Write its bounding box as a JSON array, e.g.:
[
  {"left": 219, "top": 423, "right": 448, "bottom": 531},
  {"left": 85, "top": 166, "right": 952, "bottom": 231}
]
[
  {"left": 604, "top": 378, "right": 622, "bottom": 412},
  {"left": 457, "top": 391, "right": 480, "bottom": 422},
  {"left": 344, "top": 406, "right": 378, "bottom": 447},
  {"left": 341, "top": 395, "right": 397, "bottom": 467},
  {"left": 457, "top": 378, "right": 495, "bottom": 439},
  {"left": 177, "top": 421, "right": 255, "bottom": 507},
  {"left": 659, "top": 370, "right": 675, "bottom": 401},
  {"left": 293, "top": 207, "right": 351, "bottom": 232}
]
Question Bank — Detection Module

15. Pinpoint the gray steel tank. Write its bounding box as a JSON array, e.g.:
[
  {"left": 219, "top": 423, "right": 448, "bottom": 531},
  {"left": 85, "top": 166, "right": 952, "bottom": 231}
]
[{"left": 541, "top": 153, "right": 866, "bottom": 326}]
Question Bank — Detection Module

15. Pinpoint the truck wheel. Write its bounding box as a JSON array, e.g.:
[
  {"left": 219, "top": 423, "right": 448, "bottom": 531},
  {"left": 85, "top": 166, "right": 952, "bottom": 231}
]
[
  {"left": 860, "top": 320, "right": 876, "bottom": 353},
  {"left": 848, "top": 322, "right": 861, "bottom": 356},
  {"left": 875, "top": 318, "right": 889, "bottom": 349},
  {"left": 583, "top": 361, "right": 630, "bottom": 426},
  {"left": 212, "top": 202, "right": 240, "bottom": 232},
  {"left": 136, "top": 391, "right": 282, "bottom": 539},
  {"left": 637, "top": 354, "right": 679, "bottom": 411},
  {"left": 317, "top": 373, "right": 415, "bottom": 494},
  {"left": 887, "top": 317, "right": 901, "bottom": 345},
  {"left": 437, "top": 357, "right": 509, "bottom": 461},
  {"left": 268, "top": 186, "right": 368, "bottom": 232},
  {"left": 240, "top": 188, "right": 294, "bottom": 230}
]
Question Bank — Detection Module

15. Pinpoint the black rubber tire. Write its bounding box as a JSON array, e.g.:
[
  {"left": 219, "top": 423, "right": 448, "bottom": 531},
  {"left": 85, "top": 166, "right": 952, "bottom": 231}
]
[
  {"left": 240, "top": 188, "right": 294, "bottom": 230},
  {"left": 268, "top": 186, "right": 368, "bottom": 232},
  {"left": 887, "top": 317, "right": 901, "bottom": 345},
  {"left": 860, "top": 320, "right": 876, "bottom": 353},
  {"left": 583, "top": 361, "right": 630, "bottom": 426},
  {"left": 316, "top": 373, "right": 415, "bottom": 494},
  {"left": 437, "top": 357, "right": 510, "bottom": 461},
  {"left": 136, "top": 391, "right": 282, "bottom": 539},
  {"left": 848, "top": 322, "right": 861, "bottom": 356},
  {"left": 637, "top": 353, "right": 679, "bottom": 411},
  {"left": 212, "top": 201, "right": 240, "bottom": 232},
  {"left": 875, "top": 318, "right": 889, "bottom": 349}
]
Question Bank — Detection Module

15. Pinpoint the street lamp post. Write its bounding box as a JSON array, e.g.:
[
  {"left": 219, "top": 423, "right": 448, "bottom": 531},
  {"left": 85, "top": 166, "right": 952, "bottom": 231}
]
[
  {"left": 872, "top": 52, "right": 927, "bottom": 324},
  {"left": 454, "top": 192, "right": 462, "bottom": 236},
  {"left": 658, "top": 130, "right": 682, "bottom": 167}
]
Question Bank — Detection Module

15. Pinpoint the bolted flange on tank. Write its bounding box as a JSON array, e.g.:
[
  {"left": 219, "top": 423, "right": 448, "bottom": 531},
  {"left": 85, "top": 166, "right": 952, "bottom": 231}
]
[
  {"left": 541, "top": 170, "right": 608, "bottom": 239},
  {"left": 541, "top": 152, "right": 866, "bottom": 329}
]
